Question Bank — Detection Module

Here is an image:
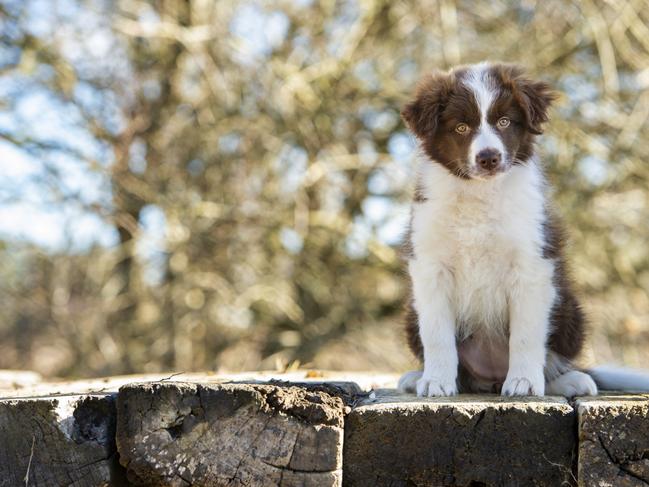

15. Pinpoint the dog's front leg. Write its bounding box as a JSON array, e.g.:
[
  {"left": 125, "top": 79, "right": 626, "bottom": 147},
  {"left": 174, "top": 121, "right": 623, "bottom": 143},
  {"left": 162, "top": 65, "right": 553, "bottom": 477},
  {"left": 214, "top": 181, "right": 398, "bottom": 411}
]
[
  {"left": 502, "top": 257, "right": 556, "bottom": 396},
  {"left": 410, "top": 259, "right": 458, "bottom": 397}
]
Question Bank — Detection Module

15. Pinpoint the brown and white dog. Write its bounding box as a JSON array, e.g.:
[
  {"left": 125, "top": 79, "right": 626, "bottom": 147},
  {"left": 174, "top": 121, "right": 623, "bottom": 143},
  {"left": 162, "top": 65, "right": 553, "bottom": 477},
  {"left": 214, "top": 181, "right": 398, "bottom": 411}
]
[{"left": 398, "top": 62, "right": 649, "bottom": 397}]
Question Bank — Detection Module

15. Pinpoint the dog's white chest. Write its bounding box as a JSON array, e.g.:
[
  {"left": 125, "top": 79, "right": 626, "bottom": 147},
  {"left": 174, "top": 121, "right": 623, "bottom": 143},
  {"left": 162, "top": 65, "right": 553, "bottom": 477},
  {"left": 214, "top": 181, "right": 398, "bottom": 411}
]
[
  {"left": 412, "top": 163, "right": 547, "bottom": 338},
  {"left": 447, "top": 194, "right": 513, "bottom": 336}
]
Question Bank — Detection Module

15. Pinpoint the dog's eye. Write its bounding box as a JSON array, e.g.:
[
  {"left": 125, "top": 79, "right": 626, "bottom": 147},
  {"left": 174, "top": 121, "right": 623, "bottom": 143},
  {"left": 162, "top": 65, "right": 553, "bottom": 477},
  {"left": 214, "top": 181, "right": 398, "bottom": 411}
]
[
  {"left": 455, "top": 123, "right": 469, "bottom": 134},
  {"left": 497, "top": 117, "right": 511, "bottom": 129}
]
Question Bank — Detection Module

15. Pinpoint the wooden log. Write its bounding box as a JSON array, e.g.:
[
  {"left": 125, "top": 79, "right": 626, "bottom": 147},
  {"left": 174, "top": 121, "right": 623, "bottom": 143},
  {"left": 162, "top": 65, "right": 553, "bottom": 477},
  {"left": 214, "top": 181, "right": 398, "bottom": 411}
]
[
  {"left": 116, "top": 382, "right": 353, "bottom": 486},
  {"left": 0, "top": 394, "right": 125, "bottom": 486},
  {"left": 343, "top": 389, "right": 577, "bottom": 486},
  {"left": 577, "top": 394, "right": 649, "bottom": 487}
]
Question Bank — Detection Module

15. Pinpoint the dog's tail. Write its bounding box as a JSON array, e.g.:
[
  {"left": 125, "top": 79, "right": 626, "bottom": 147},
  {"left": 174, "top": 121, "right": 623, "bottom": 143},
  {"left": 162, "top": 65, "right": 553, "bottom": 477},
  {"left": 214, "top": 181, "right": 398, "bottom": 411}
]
[{"left": 588, "top": 366, "right": 649, "bottom": 392}]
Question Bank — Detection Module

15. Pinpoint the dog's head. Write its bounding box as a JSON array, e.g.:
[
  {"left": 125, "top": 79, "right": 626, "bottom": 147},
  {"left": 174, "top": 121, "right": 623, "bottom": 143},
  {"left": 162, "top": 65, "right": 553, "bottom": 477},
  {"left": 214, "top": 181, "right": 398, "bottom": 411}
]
[{"left": 402, "top": 63, "right": 556, "bottom": 180}]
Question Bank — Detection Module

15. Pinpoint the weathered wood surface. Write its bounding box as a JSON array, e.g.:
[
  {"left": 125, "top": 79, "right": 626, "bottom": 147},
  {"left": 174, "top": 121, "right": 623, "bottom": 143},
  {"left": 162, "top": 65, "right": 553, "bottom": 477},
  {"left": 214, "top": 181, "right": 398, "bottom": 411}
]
[
  {"left": 0, "top": 371, "right": 395, "bottom": 399},
  {"left": 116, "top": 382, "right": 353, "bottom": 486},
  {"left": 344, "top": 390, "right": 577, "bottom": 487},
  {"left": 1, "top": 370, "right": 649, "bottom": 486},
  {"left": 577, "top": 394, "right": 649, "bottom": 487},
  {"left": 0, "top": 394, "right": 125, "bottom": 486}
]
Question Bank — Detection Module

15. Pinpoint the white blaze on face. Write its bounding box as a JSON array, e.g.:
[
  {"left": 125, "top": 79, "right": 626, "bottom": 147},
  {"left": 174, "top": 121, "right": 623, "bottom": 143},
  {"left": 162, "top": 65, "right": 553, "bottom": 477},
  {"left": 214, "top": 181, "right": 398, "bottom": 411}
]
[{"left": 463, "top": 65, "right": 506, "bottom": 170}]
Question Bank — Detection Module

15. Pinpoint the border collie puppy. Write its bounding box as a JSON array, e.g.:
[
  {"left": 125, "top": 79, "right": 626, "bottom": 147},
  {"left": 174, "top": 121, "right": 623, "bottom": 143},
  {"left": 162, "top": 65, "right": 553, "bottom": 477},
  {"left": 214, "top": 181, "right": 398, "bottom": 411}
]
[{"left": 398, "top": 62, "right": 649, "bottom": 397}]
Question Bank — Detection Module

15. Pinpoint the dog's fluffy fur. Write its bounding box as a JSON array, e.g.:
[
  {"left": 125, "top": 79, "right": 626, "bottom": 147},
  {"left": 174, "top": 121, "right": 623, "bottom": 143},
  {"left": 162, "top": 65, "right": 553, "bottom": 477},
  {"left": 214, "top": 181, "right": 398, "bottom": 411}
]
[{"left": 398, "top": 62, "right": 646, "bottom": 397}]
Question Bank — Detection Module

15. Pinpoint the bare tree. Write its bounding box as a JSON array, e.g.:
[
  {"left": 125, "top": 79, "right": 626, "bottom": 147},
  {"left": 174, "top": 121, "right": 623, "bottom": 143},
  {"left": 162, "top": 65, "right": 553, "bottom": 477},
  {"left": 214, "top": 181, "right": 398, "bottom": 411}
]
[{"left": 0, "top": 0, "right": 648, "bottom": 377}]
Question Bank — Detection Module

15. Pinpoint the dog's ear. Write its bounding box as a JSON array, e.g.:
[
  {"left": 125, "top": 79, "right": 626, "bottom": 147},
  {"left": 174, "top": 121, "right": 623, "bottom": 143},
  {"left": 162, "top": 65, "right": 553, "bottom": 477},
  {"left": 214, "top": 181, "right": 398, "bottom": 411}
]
[
  {"left": 515, "top": 77, "right": 557, "bottom": 135},
  {"left": 401, "top": 71, "right": 453, "bottom": 139},
  {"left": 491, "top": 64, "right": 557, "bottom": 135}
]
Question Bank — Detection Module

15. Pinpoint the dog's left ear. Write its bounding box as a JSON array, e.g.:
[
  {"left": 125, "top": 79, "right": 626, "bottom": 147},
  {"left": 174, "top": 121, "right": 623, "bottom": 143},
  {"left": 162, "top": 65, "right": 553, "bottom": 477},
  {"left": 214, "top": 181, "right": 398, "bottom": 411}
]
[
  {"left": 515, "top": 77, "right": 557, "bottom": 135},
  {"left": 492, "top": 64, "right": 557, "bottom": 135}
]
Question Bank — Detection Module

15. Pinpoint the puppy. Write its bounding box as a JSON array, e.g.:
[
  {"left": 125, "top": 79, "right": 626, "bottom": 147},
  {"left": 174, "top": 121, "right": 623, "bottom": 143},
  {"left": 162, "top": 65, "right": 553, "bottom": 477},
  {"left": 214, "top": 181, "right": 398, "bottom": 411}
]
[{"left": 398, "top": 62, "right": 649, "bottom": 397}]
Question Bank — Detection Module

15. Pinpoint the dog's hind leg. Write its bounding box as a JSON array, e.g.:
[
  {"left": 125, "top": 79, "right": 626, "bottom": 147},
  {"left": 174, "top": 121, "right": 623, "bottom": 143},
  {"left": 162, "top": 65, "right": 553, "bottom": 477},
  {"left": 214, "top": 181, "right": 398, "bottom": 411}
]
[
  {"left": 546, "top": 370, "right": 598, "bottom": 397},
  {"left": 397, "top": 370, "right": 423, "bottom": 393}
]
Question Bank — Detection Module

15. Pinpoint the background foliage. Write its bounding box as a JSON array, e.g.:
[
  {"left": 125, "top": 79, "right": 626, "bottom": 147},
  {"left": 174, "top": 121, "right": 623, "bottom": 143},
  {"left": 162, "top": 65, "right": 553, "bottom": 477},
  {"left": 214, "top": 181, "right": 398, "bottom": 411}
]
[{"left": 1, "top": 0, "right": 648, "bottom": 378}]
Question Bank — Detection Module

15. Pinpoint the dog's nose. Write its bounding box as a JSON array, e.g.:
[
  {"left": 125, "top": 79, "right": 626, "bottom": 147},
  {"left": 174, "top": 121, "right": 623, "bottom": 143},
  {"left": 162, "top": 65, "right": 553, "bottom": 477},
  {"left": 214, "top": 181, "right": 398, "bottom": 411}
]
[{"left": 475, "top": 149, "right": 502, "bottom": 170}]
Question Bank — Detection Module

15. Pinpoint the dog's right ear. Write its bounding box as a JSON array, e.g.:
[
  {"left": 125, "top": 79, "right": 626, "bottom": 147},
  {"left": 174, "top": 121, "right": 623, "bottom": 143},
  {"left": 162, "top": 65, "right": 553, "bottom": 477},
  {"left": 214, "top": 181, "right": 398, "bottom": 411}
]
[{"left": 401, "top": 71, "right": 453, "bottom": 139}]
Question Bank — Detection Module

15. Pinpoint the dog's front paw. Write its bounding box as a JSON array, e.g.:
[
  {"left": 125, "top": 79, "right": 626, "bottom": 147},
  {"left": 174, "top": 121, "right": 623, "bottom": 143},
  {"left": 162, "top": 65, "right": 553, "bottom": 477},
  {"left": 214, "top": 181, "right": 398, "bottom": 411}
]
[
  {"left": 416, "top": 374, "right": 458, "bottom": 397},
  {"left": 502, "top": 372, "right": 545, "bottom": 396}
]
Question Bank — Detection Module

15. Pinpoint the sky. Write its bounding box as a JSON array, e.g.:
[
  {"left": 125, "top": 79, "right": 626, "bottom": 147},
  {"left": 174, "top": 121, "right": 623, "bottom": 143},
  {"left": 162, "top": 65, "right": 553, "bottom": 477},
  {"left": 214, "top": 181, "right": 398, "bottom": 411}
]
[{"left": 1, "top": 0, "right": 147, "bottom": 252}]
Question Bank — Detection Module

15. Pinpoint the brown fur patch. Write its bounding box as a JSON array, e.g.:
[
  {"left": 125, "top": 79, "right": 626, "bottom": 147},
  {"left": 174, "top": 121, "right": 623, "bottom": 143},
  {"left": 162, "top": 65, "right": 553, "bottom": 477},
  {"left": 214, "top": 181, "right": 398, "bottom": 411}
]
[
  {"left": 543, "top": 211, "right": 586, "bottom": 360},
  {"left": 401, "top": 71, "right": 455, "bottom": 139},
  {"left": 487, "top": 64, "right": 557, "bottom": 134},
  {"left": 401, "top": 70, "right": 476, "bottom": 179},
  {"left": 485, "top": 85, "right": 532, "bottom": 164}
]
